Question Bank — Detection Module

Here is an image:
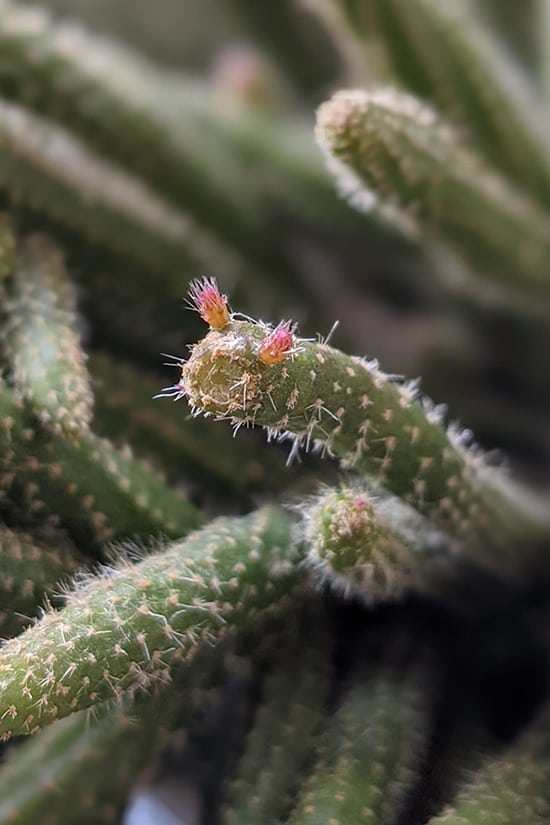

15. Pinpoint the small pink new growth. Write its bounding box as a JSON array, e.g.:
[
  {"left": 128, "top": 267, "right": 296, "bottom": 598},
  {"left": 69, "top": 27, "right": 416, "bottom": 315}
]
[
  {"left": 258, "top": 321, "right": 296, "bottom": 366},
  {"left": 353, "top": 497, "right": 368, "bottom": 509},
  {"left": 187, "top": 277, "right": 230, "bottom": 329}
]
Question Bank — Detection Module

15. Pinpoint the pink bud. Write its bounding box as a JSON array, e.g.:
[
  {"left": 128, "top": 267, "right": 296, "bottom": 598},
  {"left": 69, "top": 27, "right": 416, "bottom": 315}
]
[
  {"left": 258, "top": 321, "right": 296, "bottom": 366},
  {"left": 187, "top": 277, "right": 230, "bottom": 329}
]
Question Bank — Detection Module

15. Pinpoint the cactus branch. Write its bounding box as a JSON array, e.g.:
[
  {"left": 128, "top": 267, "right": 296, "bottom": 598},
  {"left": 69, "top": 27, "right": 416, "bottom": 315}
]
[
  {"left": 287, "top": 655, "right": 433, "bottom": 825},
  {"left": 315, "top": 88, "right": 550, "bottom": 294},
  {"left": 0, "top": 379, "right": 199, "bottom": 553},
  {"left": 3, "top": 235, "right": 93, "bottom": 437},
  {"left": 176, "top": 314, "right": 550, "bottom": 573},
  {"left": 0, "top": 507, "right": 302, "bottom": 740},
  {"left": 427, "top": 710, "right": 550, "bottom": 824},
  {"left": 319, "top": 0, "right": 550, "bottom": 200}
]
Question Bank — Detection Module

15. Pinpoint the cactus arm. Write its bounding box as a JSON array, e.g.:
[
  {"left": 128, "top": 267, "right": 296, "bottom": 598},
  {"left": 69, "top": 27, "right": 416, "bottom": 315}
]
[
  {"left": 0, "top": 647, "right": 224, "bottom": 825},
  {"left": 223, "top": 607, "right": 332, "bottom": 824},
  {"left": 315, "top": 88, "right": 550, "bottom": 293},
  {"left": 0, "top": 524, "right": 85, "bottom": 638},
  {"left": 427, "top": 717, "right": 550, "bottom": 824},
  {"left": 319, "top": 0, "right": 550, "bottom": 200},
  {"left": 3, "top": 235, "right": 93, "bottom": 437},
  {"left": 179, "top": 317, "right": 550, "bottom": 572},
  {"left": 0, "top": 507, "right": 302, "bottom": 740},
  {"left": 286, "top": 659, "right": 432, "bottom": 825},
  {"left": 0, "top": 99, "right": 203, "bottom": 280},
  {"left": 304, "top": 485, "right": 456, "bottom": 603},
  {"left": 0, "top": 379, "right": 199, "bottom": 553}
]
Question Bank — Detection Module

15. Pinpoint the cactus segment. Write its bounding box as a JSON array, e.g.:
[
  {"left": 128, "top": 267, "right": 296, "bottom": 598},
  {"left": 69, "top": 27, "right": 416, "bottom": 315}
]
[
  {"left": 0, "top": 379, "right": 200, "bottom": 553},
  {"left": 319, "top": 0, "right": 550, "bottom": 200},
  {"left": 3, "top": 235, "right": 93, "bottom": 437},
  {"left": 315, "top": 88, "right": 550, "bottom": 292},
  {"left": 0, "top": 507, "right": 302, "bottom": 740},
  {"left": 175, "top": 315, "right": 550, "bottom": 573},
  {"left": 287, "top": 656, "right": 432, "bottom": 825},
  {"left": 223, "top": 606, "right": 332, "bottom": 824},
  {"left": 427, "top": 711, "right": 550, "bottom": 824}
]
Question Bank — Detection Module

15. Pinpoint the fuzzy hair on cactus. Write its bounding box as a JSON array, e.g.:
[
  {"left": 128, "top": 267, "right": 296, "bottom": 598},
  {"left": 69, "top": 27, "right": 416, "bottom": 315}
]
[{"left": 1, "top": 1, "right": 550, "bottom": 823}]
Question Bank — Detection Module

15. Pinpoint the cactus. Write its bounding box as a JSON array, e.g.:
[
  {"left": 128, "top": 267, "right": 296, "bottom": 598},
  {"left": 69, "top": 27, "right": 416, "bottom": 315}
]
[
  {"left": 0, "top": 1, "right": 549, "bottom": 823},
  {"left": 426, "top": 708, "right": 550, "bottom": 824},
  {"left": 222, "top": 602, "right": 332, "bottom": 825},
  {"left": 177, "top": 305, "right": 550, "bottom": 575},
  {"left": 319, "top": 0, "right": 550, "bottom": 199},
  {"left": 0, "top": 507, "right": 301, "bottom": 740},
  {"left": 3, "top": 234, "right": 93, "bottom": 436},
  {"left": 315, "top": 89, "right": 550, "bottom": 293},
  {"left": 286, "top": 649, "right": 434, "bottom": 825}
]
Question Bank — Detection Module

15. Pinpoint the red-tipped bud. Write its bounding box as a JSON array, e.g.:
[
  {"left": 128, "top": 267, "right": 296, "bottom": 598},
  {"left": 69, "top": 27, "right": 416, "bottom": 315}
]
[
  {"left": 258, "top": 321, "right": 296, "bottom": 365},
  {"left": 187, "top": 277, "right": 230, "bottom": 329}
]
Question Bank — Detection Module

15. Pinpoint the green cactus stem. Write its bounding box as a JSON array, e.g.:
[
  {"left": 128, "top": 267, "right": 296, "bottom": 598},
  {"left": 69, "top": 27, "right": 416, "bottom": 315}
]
[
  {"left": 0, "top": 644, "right": 227, "bottom": 825},
  {"left": 304, "top": 485, "right": 454, "bottom": 603},
  {"left": 3, "top": 235, "right": 93, "bottom": 437},
  {"left": 315, "top": 88, "right": 550, "bottom": 293},
  {"left": 286, "top": 655, "right": 432, "bottom": 825},
  {"left": 222, "top": 605, "right": 332, "bottom": 825},
  {"left": 178, "top": 313, "right": 550, "bottom": 574},
  {"left": 0, "top": 507, "right": 302, "bottom": 740},
  {"left": 0, "top": 379, "right": 199, "bottom": 553},
  {"left": 0, "top": 0, "right": 312, "bottom": 298},
  {"left": 302, "top": 484, "right": 521, "bottom": 611},
  {"left": 89, "top": 352, "right": 308, "bottom": 499},
  {"left": 319, "top": 0, "right": 550, "bottom": 200},
  {"left": 427, "top": 710, "right": 550, "bottom": 824},
  {"left": 0, "top": 523, "right": 85, "bottom": 638},
  {"left": 0, "top": 98, "right": 204, "bottom": 280}
]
